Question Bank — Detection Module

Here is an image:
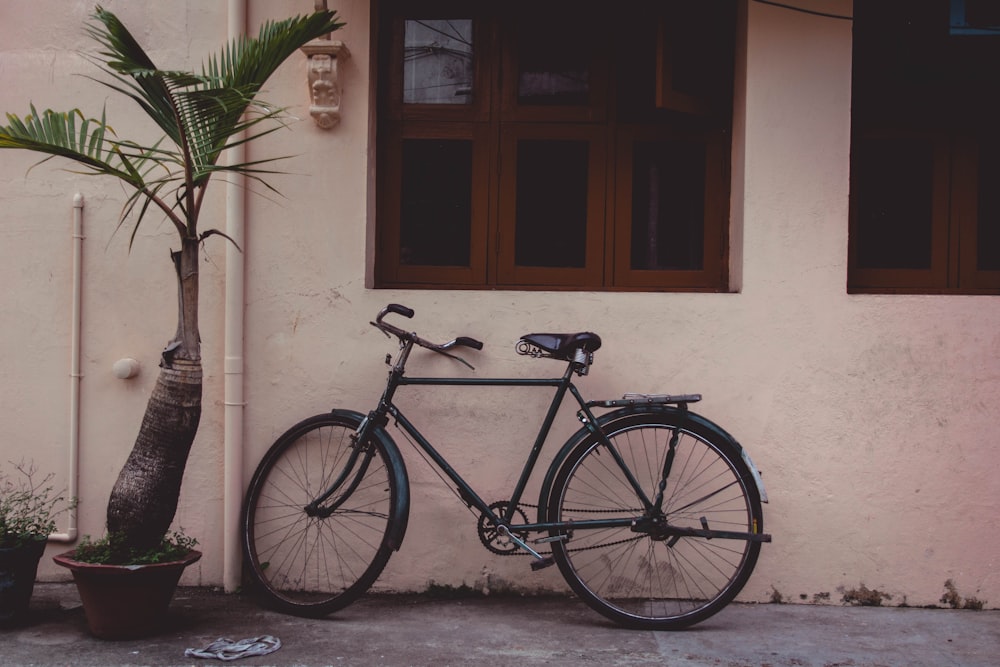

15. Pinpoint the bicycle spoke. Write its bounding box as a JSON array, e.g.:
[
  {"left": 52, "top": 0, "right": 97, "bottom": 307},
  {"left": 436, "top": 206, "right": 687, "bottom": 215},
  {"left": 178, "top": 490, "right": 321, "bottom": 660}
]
[
  {"left": 550, "top": 413, "right": 763, "bottom": 629},
  {"left": 243, "top": 414, "right": 401, "bottom": 616}
]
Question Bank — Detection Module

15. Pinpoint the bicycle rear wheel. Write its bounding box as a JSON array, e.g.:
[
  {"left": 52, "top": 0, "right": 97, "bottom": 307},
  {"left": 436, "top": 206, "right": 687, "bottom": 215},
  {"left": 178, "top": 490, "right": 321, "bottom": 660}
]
[
  {"left": 548, "top": 411, "right": 763, "bottom": 629},
  {"left": 242, "top": 412, "right": 404, "bottom": 617}
]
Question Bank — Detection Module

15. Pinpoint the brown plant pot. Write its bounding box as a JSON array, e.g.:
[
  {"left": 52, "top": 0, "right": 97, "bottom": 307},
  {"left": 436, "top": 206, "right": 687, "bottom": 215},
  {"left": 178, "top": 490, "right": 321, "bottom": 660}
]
[
  {"left": 0, "top": 538, "right": 48, "bottom": 627},
  {"left": 52, "top": 549, "right": 201, "bottom": 640}
]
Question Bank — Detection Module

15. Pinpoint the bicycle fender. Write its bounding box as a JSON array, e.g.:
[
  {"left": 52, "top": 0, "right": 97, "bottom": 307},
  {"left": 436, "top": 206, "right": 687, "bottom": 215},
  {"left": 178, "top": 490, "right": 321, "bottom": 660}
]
[
  {"left": 329, "top": 408, "right": 411, "bottom": 551},
  {"left": 536, "top": 406, "right": 767, "bottom": 522}
]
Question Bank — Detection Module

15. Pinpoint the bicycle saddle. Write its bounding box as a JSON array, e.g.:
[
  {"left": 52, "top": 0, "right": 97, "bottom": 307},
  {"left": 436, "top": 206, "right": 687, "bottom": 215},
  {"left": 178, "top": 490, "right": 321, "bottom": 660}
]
[{"left": 520, "top": 332, "right": 602, "bottom": 359}]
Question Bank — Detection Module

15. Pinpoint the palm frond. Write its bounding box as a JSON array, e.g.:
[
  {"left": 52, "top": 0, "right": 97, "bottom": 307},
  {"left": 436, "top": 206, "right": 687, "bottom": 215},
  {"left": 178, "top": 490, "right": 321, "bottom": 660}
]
[
  {"left": 86, "top": 7, "right": 184, "bottom": 145},
  {"left": 1, "top": 106, "right": 141, "bottom": 186},
  {"left": 2, "top": 6, "right": 343, "bottom": 239},
  {"left": 88, "top": 6, "right": 341, "bottom": 176},
  {"left": 183, "top": 11, "right": 344, "bottom": 172}
]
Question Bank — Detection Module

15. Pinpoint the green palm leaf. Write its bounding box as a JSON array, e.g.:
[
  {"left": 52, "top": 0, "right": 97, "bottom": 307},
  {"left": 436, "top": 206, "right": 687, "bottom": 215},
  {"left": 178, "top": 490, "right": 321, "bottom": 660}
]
[
  {"left": 0, "top": 5, "right": 342, "bottom": 238},
  {"left": 1, "top": 106, "right": 144, "bottom": 186},
  {"left": 88, "top": 5, "right": 342, "bottom": 184}
]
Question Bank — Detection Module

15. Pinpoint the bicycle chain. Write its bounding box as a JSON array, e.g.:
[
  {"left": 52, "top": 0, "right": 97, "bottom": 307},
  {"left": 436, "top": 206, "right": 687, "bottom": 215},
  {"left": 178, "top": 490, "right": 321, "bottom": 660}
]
[
  {"left": 481, "top": 500, "right": 646, "bottom": 557},
  {"left": 401, "top": 429, "right": 647, "bottom": 557}
]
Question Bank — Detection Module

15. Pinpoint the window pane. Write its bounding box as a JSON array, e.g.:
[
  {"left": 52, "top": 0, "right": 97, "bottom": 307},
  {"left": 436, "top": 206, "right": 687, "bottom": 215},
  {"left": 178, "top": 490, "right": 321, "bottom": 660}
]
[
  {"left": 516, "top": 21, "right": 590, "bottom": 106},
  {"left": 978, "top": 138, "right": 1000, "bottom": 270},
  {"left": 951, "top": 0, "right": 1000, "bottom": 35},
  {"left": 404, "top": 20, "right": 473, "bottom": 104},
  {"left": 400, "top": 139, "right": 472, "bottom": 266},
  {"left": 854, "top": 137, "right": 934, "bottom": 270},
  {"left": 514, "top": 140, "right": 589, "bottom": 267},
  {"left": 631, "top": 141, "right": 705, "bottom": 271}
]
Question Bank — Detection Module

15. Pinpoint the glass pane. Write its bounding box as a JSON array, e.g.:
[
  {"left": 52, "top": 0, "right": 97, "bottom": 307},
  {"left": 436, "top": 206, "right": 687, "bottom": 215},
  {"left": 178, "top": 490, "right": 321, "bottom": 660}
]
[
  {"left": 403, "top": 19, "right": 473, "bottom": 105},
  {"left": 516, "top": 21, "right": 590, "bottom": 106},
  {"left": 631, "top": 141, "right": 706, "bottom": 271},
  {"left": 951, "top": 0, "right": 1000, "bottom": 35},
  {"left": 514, "top": 140, "right": 589, "bottom": 268},
  {"left": 854, "top": 137, "right": 934, "bottom": 270},
  {"left": 400, "top": 139, "right": 472, "bottom": 266},
  {"left": 978, "top": 138, "right": 1000, "bottom": 270}
]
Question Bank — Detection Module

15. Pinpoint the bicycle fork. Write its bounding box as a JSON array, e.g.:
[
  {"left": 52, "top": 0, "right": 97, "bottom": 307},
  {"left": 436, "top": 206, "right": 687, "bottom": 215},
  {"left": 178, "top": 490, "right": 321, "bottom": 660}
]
[{"left": 303, "top": 413, "right": 381, "bottom": 518}]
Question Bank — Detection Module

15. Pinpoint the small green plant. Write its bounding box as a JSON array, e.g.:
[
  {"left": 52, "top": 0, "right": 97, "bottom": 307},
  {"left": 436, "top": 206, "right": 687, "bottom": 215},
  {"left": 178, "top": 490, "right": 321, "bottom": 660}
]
[
  {"left": 0, "top": 461, "right": 73, "bottom": 549},
  {"left": 839, "top": 584, "right": 891, "bottom": 607},
  {"left": 941, "top": 579, "right": 986, "bottom": 611},
  {"left": 73, "top": 529, "right": 198, "bottom": 565}
]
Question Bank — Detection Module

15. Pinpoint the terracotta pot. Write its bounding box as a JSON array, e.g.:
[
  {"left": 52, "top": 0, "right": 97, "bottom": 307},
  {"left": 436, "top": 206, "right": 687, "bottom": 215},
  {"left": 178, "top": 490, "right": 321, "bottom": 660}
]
[
  {"left": 0, "top": 538, "right": 48, "bottom": 626},
  {"left": 53, "top": 549, "right": 201, "bottom": 640}
]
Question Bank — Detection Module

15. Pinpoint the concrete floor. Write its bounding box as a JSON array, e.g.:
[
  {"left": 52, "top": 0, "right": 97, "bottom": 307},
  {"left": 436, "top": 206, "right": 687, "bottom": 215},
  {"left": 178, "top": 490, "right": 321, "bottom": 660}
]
[{"left": 2, "top": 583, "right": 997, "bottom": 666}]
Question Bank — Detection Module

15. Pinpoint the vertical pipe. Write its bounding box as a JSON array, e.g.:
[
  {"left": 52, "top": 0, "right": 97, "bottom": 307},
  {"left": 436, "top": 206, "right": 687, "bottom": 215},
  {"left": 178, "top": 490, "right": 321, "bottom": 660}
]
[
  {"left": 223, "top": 0, "right": 248, "bottom": 592},
  {"left": 50, "top": 193, "right": 84, "bottom": 543}
]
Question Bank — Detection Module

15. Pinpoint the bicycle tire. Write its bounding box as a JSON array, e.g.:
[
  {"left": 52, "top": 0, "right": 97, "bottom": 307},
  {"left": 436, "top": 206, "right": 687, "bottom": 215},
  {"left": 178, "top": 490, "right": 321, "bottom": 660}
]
[
  {"left": 242, "top": 411, "right": 406, "bottom": 617},
  {"left": 548, "top": 411, "right": 763, "bottom": 629}
]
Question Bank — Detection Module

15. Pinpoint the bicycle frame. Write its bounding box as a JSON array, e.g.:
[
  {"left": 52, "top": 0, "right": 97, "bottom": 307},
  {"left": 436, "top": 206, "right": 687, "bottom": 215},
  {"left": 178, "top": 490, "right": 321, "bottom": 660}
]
[
  {"left": 243, "top": 304, "right": 771, "bottom": 628},
  {"left": 306, "top": 318, "right": 770, "bottom": 561},
  {"left": 355, "top": 337, "right": 644, "bottom": 542}
]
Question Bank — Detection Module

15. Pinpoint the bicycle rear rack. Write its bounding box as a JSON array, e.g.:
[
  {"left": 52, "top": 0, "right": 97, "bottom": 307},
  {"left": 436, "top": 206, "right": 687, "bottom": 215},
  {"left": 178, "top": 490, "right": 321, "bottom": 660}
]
[{"left": 586, "top": 393, "right": 702, "bottom": 409}]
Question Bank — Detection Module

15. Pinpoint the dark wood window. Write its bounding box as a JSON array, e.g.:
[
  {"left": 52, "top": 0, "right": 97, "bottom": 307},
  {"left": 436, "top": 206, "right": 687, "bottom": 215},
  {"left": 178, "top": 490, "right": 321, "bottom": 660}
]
[
  {"left": 375, "top": 0, "right": 736, "bottom": 290},
  {"left": 850, "top": 0, "right": 1000, "bottom": 293}
]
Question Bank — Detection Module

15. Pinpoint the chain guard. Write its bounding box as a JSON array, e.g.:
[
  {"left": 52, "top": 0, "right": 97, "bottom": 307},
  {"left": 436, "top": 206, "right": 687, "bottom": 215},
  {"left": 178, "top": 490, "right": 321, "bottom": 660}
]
[{"left": 477, "top": 501, "right": 530, "bottom": 555}]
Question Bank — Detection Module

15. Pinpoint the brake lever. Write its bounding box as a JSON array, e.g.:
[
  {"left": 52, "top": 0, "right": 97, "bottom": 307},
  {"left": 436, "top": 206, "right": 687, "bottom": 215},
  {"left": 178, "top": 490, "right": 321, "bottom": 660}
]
[
  {"left": 430, "top": 337, "right": 484, "bottom": 370},
  {"left": 429, "top": 345, "right": 475, "bottom": 371},
  {"left": 370, "top": 321, "right": 391, "bottom": 339}
]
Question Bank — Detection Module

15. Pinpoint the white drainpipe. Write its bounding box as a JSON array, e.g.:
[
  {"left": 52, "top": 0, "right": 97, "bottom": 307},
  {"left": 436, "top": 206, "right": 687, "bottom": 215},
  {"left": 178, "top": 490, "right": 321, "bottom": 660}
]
[
  {"left": 50, "top": 193, "right": 84, "bottom": 543},
  {"left": 223, "top": 0, "right": 249, "bottom": 592}
]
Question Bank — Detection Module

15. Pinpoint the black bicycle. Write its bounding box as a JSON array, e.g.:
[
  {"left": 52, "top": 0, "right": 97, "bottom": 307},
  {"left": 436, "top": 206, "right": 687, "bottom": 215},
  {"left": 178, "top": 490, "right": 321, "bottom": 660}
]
[{"left": 242, "top": 304, "right": 771, "bottom": 629}]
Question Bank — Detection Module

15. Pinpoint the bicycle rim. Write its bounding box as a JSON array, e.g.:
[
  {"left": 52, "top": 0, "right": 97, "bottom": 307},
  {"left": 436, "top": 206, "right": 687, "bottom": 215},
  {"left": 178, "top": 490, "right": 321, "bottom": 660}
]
[
  {"left": 242, "top": 414, "right": 398, "bottom": 616},
  {"left": 550, "top": 414, "right": 762, "bottom": 629}
]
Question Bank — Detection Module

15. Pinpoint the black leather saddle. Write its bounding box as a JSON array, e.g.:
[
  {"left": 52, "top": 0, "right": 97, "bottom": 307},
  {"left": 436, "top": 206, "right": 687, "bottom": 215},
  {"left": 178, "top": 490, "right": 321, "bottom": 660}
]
[{"left": 519, "top": 332, "right": 602, "bottom": 360}]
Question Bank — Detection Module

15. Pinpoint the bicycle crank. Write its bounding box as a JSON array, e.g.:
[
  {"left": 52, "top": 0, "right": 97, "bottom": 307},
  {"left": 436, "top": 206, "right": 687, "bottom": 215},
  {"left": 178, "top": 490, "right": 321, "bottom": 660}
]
[{"left": 477, "top": 501, "right": 530, "bottom": 555}]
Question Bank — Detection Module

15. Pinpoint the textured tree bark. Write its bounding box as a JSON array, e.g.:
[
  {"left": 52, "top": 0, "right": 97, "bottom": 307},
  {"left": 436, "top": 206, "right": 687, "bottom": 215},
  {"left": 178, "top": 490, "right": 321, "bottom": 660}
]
[{"left": 106, "top": 238, "right": 202, "bottom": 560}]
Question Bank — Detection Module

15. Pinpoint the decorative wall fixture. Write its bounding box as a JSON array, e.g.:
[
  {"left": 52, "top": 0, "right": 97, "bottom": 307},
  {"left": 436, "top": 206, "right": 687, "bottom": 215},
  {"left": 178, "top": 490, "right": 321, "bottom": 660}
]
[
  {"left": 302, "top": 40, "right": 349, "bottom": 129},
  {"left": 301, "top": 1, "right": 348, "bottom": 129}
]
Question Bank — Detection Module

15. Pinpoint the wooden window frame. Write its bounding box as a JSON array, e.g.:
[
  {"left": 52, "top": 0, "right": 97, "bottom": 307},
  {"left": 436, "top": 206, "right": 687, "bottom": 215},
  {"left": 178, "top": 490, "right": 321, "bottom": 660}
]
[
  {"left": 955, "top": 137, "right": 1000, "bottom": 291},
  {"left": 375, "top": 0, "right": 735, "bottom": 292},
  {"left": 377, "top": 121, "right": 492, "bottom": 287},
  {"left": 613, "top": 125, "right": 728, "bottom": 289},
  {"left": 386, "top": 13, "right": 494, "bottom": 124},
  {"left": 847, "top": 131, "right": 951, "bottom": 293},
  {"left": 848, "top": 131, "right": 1000, "bottom": 295},
  {"left": 849, "top": 0, "right": 1000, "bottom": 295},
  {"left": 498, "top": 13, "right": 608, "bottom": 124},
  {"left": 495, "top": 123, "right": 607, "bottom": 287}
]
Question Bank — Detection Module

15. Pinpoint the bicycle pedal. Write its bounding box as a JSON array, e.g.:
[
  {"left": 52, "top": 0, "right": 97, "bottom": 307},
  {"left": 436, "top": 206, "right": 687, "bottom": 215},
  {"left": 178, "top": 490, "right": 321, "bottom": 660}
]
[{"left": 530, "top": 556, "right": 555, "bottom": 571}]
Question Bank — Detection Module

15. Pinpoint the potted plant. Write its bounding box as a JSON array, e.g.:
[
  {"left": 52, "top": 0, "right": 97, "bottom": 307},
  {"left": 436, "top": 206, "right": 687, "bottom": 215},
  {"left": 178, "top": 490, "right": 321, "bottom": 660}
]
[
  {"left": 0, "top": 5, "right": 342, "bottom": 638},
  {"left": 52, "top": 531, "right": 201, "bottom": 639},
  {"left": 0, "top": 461, "right": 72, "bottom": 626}
]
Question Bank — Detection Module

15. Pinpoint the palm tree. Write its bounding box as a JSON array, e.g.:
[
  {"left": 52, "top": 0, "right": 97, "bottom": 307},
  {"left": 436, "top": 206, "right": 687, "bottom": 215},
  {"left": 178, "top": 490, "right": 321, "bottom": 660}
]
[{"left": 0, "top": 6, "right": 342, "bottom": 561}]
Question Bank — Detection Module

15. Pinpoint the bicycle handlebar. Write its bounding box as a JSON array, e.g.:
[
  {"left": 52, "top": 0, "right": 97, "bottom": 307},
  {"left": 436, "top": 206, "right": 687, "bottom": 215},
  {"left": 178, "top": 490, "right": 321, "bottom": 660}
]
[
  {"left": 372, "top": 304, "right": 484, "bottom": 361},
  {"left": 384, "top": 303, "right": 414, "bottom": 319}
]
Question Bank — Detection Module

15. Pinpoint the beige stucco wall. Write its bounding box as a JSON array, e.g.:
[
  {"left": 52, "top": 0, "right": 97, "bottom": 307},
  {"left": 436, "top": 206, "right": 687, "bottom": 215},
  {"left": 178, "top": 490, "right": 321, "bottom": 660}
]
[{"left": 1, "top": 0, "right": 997, "bottom": 609}]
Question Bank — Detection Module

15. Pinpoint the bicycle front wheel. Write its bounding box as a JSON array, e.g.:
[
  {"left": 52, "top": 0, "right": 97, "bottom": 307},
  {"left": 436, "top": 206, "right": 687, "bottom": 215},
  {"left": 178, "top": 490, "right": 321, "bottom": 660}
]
[
  {"left": 242, "top": 412, "right": 404, "bottom": 617},
  {"left": 548, "top": 411, "right": 764, "bottom": 629}
]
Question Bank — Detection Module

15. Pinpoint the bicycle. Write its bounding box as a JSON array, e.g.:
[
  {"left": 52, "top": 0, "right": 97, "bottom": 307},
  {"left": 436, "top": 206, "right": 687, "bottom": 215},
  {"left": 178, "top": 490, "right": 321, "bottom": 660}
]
[{"left": 242, "top": 304, "right": 771, "bottom": 629}]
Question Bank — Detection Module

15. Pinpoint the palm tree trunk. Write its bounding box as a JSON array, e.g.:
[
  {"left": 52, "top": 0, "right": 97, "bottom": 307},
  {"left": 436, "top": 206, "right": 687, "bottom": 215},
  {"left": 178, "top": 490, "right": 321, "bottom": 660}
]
[{"left": 106, "top": 238, "right": 202, "bottom": 559}]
